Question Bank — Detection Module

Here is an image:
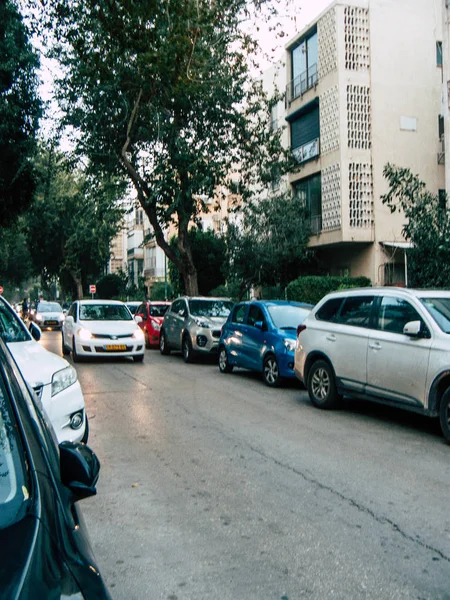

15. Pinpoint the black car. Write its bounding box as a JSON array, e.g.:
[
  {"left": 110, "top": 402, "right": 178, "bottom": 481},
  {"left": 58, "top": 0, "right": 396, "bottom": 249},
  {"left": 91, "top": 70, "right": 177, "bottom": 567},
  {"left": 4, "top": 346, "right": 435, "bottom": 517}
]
[{"left": 0, "top": 337, "right": 111, "bottom": 599}]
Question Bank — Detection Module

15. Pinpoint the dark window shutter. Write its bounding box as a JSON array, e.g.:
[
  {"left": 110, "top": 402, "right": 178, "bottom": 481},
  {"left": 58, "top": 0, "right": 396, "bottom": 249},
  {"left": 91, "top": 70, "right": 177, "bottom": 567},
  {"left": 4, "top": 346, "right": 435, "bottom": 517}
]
[{"left": 291, "top": 107, "right": 320, "bottom": 149}]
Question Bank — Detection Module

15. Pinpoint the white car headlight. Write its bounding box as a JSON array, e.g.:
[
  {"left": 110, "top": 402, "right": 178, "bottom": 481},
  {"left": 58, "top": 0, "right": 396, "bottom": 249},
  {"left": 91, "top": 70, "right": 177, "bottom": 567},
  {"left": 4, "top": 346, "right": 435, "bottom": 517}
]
[
  {"left": 194, "top": 317, "right": 210, "bottom": 328},
  {"left": 133, "top": 328, "right": 145, "bottom": 340},
  {"left": 78, "top": 328, "right": 93, "bottom": 341},
  {"left": 35, "top": 314, "right": 43, "bottom": 321},
  {"left": 283, "top": 338, "right": 296, "bottom": 352},
  {"left": 51, "top": 366, "right": 77, "bottom": 397}
]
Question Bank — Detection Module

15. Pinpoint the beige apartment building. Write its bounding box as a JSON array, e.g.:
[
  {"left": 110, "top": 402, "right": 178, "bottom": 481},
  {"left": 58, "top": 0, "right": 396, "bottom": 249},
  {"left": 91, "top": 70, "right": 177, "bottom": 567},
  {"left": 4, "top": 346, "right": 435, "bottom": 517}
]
[{"left": 283, "top": 0, "right": 445, "bottom": 285}]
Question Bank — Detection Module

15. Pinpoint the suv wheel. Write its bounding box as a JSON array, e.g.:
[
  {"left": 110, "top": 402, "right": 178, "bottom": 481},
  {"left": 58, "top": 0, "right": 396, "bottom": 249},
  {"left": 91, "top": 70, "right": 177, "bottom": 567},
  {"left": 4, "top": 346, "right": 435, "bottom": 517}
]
[
  {"left": 439, "top": 389, "right": 450, "bottom": 444},
  {"left": 219, "top": 347, "right": 233, "bottom": 374},
  {"left": 159, "top": 330, "right": 171, "bottom": 355},
  {"left": 308, "top": 359, "right": 340, "bottom": 409},
  {"left": 182, "top": 335, "right": 195, "bottom": 363},
  {"left": 263, "top": 354, "right": 280, "bottom": 387}
]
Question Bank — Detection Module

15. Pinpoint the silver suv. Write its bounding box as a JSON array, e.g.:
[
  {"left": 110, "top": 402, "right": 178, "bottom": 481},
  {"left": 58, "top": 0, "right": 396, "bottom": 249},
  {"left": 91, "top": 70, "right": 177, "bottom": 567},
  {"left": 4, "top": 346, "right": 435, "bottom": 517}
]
[
  {"left": 294, "top": 288, "right": 450, "bottom": 444},
  {"left": 159, "top": 296, "right": 234, "bottom": 362}
]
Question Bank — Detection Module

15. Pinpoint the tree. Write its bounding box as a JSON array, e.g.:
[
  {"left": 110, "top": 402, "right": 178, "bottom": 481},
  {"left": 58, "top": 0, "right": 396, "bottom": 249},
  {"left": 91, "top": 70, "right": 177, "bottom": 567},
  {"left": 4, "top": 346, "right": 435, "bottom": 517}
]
[
  {"left": 382, "top": 163, "right": 450, "bottom": 287},
  {"left": 96, "top": 273, "right": 125, "bottom": 299},
  {"left": 24, "top": 144, "right": 126, "bottom": 299},
  {"left": 0, "top": 0, "right": 42, "bottom": 226},
  {"left": 168, "top": 228, "right": 228, "bottom": 297},
  {"left": 226, "top": 191, "right": 312, "bottom": 299},
  {"left": 0, "top": 220, "right": 34, "bottom": 289},
  {"left": 30, "top": 0, "right": 295, "bottom": 295}
]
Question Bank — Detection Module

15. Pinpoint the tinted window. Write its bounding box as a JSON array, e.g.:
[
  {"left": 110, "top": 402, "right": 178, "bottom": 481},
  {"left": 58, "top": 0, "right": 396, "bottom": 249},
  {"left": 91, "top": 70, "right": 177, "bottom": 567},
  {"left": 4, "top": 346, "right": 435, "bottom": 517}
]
[
  {"left": 267, "top": 305, "right": 311, "bottom": 329},
  {"left": 247, "top": 306, "right": 265, "bottom": 327},
  {"left": 378, "top": 296, "right": 424, "bottom": 334},
  {"left": 337, "top": 296, "right": 374, "bottom": 327},
  {"left": 421, "top": 297, "right": 450, "bottom": 333},
  {"left": 149, "top": 304, "right": 170, "bottom": 317},
  {"left": 316, "top": 298, "right": 343, "bottom": 322},
  {"left": 231, "top": 304, "right": 247, "bottom": 324},
  {"left": 0, "top": 300, "right": 30, "bottom": 343},
  {"left": 188, "top": 300, "right": 233, "bottom": 318},
  {"left": 137, "top": 304, "right": 147, "bottom": 317}
]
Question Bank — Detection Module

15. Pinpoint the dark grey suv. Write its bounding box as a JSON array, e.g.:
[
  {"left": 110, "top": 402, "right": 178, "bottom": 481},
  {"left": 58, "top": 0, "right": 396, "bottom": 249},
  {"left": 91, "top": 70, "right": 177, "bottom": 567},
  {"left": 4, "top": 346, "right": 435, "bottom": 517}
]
[{"left": 159, "top": 296, "right": 234, "bottom": 362}]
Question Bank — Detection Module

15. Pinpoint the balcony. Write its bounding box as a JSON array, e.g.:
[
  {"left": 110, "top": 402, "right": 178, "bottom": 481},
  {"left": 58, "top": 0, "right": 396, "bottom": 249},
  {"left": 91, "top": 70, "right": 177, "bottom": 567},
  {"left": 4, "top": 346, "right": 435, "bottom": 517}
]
[
  {"left": 293, "top": 138, "right": 320, "bottom": 164},
  {"left": 287, "top": 63, "right": 318, "bottom": 103}
]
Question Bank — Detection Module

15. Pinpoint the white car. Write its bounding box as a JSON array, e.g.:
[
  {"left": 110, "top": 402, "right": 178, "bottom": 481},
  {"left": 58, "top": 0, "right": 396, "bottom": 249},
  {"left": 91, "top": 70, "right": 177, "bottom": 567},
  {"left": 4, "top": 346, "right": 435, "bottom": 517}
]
[
  {"left": 0, "top": 296, "right": 87, "bottom": 444},
  {"left": 62, "top": 299, "right": 145, "bottom": 362},
  {"left": 32, "top": 300, "right": 65, "bottom": 330}
]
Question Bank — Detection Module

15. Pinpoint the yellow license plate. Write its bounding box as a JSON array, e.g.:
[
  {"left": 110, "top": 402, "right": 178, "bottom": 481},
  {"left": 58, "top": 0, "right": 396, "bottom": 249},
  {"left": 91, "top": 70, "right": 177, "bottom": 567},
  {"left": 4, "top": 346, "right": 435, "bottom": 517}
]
[
  {"left": 105, "top": 344, "right": 127, "bottom": 351},
  {"left": 46, "top": 321, "right": 58, "bottom": 325}
]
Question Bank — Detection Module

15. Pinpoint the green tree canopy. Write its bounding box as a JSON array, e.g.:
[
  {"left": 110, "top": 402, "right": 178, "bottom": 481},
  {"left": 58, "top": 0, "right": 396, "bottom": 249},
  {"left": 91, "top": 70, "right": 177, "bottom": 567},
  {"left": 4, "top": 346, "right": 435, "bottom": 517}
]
[
  {"left": 0, "top": 0, "right": 42, "bottom": 226},
  {"left": 382, "top": 163, "right": 450, "bottom": 287},
  {"left": 24, "top": 143, "right": 126, "bottom": 299},
  {"left": 28, "top": 0, "right": 296, "bottom": 295}
]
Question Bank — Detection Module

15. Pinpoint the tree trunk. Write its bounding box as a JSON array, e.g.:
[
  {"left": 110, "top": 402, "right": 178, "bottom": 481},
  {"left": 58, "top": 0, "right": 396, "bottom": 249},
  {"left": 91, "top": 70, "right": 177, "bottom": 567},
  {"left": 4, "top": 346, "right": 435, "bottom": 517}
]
[
  {"left": 178, "top": 225, "right": 199, "bottom": 296},
  {"left": 69, "top": 270, "right": 84, "bottom": 299}
]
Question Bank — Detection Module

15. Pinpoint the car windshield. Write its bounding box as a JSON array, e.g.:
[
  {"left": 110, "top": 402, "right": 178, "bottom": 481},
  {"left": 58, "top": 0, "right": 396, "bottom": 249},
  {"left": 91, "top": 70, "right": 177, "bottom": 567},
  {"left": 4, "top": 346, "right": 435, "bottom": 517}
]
[
  {"left": 0, "top": 381, "right": 30, "bottom": 528},
  {"left": 267, "top": 305, "right": 311, "bottom": 329},
  {"left": 126, "top": 304, "right": 140, "bottom": 315},
  {"left": 420, "top": 297, "right": 450, "bottom": 333},
  {"left": 150, "top": 304, "right": 170, "bottom": 317},
  {"left": 38, "top": 302, "right": 63, "bottom": 313},
  {"left": 80, "top": 304, "right": 133, "bottom": 321},
  {"left": 188, "top": 299, "right": 234, "bottom": 318},
  {"left": 0, "top": 301, "right": 30, "bottom": 343}
]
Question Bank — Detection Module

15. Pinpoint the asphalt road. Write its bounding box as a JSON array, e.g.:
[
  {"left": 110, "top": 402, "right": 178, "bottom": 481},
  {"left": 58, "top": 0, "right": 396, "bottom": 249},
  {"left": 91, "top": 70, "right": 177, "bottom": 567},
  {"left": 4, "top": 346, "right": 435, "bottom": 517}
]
[{"left": 41, "top": 331, "right": 450, "bottom": 600}]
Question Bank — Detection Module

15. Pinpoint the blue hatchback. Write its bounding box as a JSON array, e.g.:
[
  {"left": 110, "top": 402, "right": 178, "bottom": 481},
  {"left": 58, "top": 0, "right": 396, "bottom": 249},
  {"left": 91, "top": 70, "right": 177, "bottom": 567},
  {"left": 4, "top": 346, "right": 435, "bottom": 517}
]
[{"left": 218, "top": 300, "right": 313, "bottom": 386}]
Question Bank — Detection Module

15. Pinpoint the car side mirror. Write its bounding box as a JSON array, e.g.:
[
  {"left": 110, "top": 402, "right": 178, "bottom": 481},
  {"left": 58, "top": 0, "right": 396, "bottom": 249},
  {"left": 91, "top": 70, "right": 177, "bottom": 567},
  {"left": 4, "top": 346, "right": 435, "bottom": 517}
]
[
  {"left": 135, "top": 315, "right": 143, "bottom": 324},
  {"left": 29, "top": 322, "right": 41, "bottom": 341},
  {"left": 254, "top": 320, "right": 265, "bottom": 331},
  {"left": 65, "top": 315, "right": 74, "bottom": 325},
  {"left": 59, "top": 441, "right": 100, "bottom": 502},
  {"left": 403, "top": 320, "right": 424, "bottom": 337}
]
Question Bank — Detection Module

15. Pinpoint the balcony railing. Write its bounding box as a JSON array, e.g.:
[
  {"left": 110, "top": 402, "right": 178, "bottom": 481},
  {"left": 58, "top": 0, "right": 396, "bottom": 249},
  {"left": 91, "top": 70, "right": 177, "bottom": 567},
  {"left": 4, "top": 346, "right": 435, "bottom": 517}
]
[{"left": 287, "top": 63, "right": 318, "bottom": 103}]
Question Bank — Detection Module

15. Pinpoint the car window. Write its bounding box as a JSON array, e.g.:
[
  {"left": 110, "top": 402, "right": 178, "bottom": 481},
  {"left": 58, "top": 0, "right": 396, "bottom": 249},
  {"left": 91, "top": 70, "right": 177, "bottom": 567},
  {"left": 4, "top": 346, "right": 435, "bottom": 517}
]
[
  {"left": 267, "top": 305, "right": 311, "bottom": 329},
  {"left": 231, "top": 304, "right": 247, "bottom": 324},
  {"left": 377, "top": 296, "right": 425, "bottom": 334},
  {"left": 38, "top": 302, "right": 63, "bottom": 313},
  {"left": 150, "top": 304, "right": 169, "bottom": 317},
  {"left": 67, "top": 304, "right": 76, "bottom": 319},
  {"left": 0, "top": 300, "right": 30, "bottom": 343},
  {"left": 188, "top": 300, "right": 233, "bottom": 318},
  {"left": 337, "top": 296, "right": 374, "bottom": 328},
  {"left": 316, "top": 298, "right": 344, "bottom": 322},
  {"left": 247, "top": 306, "right": 265, "bottom": 327},
  {"left": 420, "top": 297, "right": 450, "bottom": 333},
  {"left": 170, "top": 300, "right": 184, "bottom": 315},
  {"left": 0, "top": 376, "right": 30, "bottom": 528},
  {"left": 79, "top": 304, "right": 132, "bottom": 321}
]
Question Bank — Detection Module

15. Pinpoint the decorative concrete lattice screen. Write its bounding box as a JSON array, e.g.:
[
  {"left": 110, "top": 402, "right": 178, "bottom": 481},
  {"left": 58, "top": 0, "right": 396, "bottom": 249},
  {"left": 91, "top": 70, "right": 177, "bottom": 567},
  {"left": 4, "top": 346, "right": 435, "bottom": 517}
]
[
  {"left": 320, "top": 86, "right": 340, "bottom": 155},
  {"left": 347, "top": 85, "right": 371, "bottom": 149},
  {"left": 318, "top": 7, "right": 337, "bottom": 79},
  {"left": 344, "top": 6, "right": 370, "bottom": 71},
  {"left": 348, "top": 163, "right": 374, "bottom": 228},
  {"left": 322, "top": 163, "right": 342, "bottom": 231}
]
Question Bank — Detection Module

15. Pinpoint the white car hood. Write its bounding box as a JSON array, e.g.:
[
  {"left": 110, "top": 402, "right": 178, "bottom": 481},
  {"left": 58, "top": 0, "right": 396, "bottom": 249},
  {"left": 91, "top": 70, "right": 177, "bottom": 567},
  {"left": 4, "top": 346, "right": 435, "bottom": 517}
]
[
  {"left": 7, "top": 340, "right": 70, "bottom": 386},
  {"left": 79, "top": 320, "right": 139, "bottom": 335}
]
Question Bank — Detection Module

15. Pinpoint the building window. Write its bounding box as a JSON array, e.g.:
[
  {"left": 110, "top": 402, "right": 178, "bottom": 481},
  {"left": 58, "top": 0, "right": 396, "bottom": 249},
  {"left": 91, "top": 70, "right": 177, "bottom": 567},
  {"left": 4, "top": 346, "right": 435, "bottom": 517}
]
[
  {"left": 289, "top": 29, "right": 318, "bottom": 101},
  {"left": 270, "top": 104, "right": 278, "bottom": 131},
  {"left": 289, "top": 102, "right": 320, "bottom": 163},
  {"left": 437, "top": 41, "right": 443, "bottom": 67},
  {"left": 293, "top": 173, "right": 322, "bottom": 234}
]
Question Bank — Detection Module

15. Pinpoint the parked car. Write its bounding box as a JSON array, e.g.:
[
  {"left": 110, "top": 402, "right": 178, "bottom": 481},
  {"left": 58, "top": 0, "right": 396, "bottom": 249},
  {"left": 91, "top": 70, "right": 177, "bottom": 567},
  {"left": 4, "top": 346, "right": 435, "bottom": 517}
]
[
  {"left": 62, "top": 299, "right": 145, "bottom": 362},
  {"left": 219, "top": 300, "right": 313, "bottom": 386},
  {"left": 0, "top": 336, "right": 111, "bottom": 599},
  {"left": 126, "top": 301, "right": 142, "bottom": 315},
  {"left": 294, "top": 287, "right": 450, "bottom": 444},
  {"left": 135, "top": 301, "right": 171, "bottom": 348},
  {"left": 0, "top": 295, "right": 87, "bottom": 444},
  {"left": 31, "top": 300, "right": 65, "bottom": 330},
  {"left": 160, "top": 296, "right": 234, "bottom": 362}
]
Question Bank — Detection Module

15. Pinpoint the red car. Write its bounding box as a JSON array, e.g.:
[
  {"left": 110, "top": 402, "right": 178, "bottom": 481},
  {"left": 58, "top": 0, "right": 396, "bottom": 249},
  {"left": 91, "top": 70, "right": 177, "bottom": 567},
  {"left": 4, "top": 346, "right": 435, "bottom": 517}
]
[{"left": 135, "top": 301, "right": 171, "bottom": 348}]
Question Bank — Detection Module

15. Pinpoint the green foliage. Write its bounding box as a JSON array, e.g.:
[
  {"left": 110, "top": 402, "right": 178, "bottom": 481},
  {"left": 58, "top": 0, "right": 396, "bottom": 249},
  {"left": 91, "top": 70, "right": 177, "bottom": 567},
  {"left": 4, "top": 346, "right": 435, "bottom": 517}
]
[
  {"left": 0, "top": 221, "right": 33, "bottom": 288},
  {"left": 168, "top": 228, "right": 227, "bottom": 296},
  {"left": 286, "top": 275, "right": 372, "bottom": 306},
  {"left": 227, "top": 192, "right": 312, "bottom": 300},
  {"left": 381, "top": 164, "right": 450, "bottom": 287},
  {"left": 209, "top": 282, "right": 243, "bottom": 301},
  {"left": 0, "top": 0, "right": 42, "bottom": 226},
  {"left": 23, "top": 143, "right": 126, "bottom": 298},
  {"left": 150, "top": 281, "right": 173, "bottom": 301},
  {"left": 29, "top": 0, "right": 296, "bottom": 295},
  {"left": 96, "top": 273, "right": 125, "bottom": 299}
]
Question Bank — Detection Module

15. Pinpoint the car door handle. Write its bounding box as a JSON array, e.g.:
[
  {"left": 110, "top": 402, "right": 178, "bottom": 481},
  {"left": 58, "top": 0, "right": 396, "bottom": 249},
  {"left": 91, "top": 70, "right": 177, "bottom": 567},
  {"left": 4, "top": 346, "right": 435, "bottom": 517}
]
[
  {"left": 326, "top": 334, "right": 336, "bottom": 342},
  {"left": 369, "top": 342, "right": 382, "bottom": 350}
]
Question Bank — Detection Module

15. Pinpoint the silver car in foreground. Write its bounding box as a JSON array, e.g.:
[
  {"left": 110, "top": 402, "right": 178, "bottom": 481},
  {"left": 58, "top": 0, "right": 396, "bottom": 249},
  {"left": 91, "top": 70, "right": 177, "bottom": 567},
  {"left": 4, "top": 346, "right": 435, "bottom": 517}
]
[
  {"left": 160, "top": 296, "right": 234, "bottom": 362},
  {"left": 294, "top": 287, "right": 450, "bottom": 444}
]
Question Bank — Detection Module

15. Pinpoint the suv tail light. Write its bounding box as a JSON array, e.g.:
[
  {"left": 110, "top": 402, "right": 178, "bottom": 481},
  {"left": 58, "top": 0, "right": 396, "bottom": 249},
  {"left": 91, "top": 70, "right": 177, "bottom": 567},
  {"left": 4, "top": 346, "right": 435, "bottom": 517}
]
[{"left": 297, "top": 324, "right": 307, "bottom": 337}]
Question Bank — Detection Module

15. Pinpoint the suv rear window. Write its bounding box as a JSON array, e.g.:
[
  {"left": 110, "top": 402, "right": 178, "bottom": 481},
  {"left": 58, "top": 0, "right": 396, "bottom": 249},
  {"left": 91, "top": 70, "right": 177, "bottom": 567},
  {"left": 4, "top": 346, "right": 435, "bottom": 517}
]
[
  {"left": 337, "top": 296, "right": 374, "bottom": 327},
  {"left": 316, "top": 298, "right": 343, "bottom": 322}
]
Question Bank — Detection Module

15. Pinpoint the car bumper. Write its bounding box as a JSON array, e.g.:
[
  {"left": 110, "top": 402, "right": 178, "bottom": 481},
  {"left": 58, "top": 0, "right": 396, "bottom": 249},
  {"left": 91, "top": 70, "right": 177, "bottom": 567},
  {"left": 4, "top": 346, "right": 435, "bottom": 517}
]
[
  {"left": 189, "top": 327, "right": 222, "bottom": 353},
  {"left": 39, "top": 379, "right": 86, "bottom": 444},
  {"left": 74, "top": 337, "right": 145, "bottom": 359},
  {"left": 277, "top": 352, "right": 297, "bottom": 379}
]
